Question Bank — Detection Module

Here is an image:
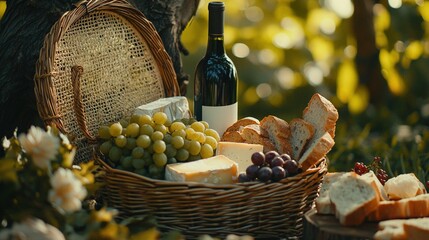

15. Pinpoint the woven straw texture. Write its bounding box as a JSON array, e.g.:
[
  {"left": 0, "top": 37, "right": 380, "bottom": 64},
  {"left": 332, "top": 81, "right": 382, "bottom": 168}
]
[
  {"left": 98, "top": 157, "right": 327, "bottom": 239},
  {"left": 34, "top": 0, "right": 179, "bottom": 163}
]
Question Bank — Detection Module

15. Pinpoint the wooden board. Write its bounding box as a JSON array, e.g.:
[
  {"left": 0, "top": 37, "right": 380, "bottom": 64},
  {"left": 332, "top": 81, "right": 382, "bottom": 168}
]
[{"left": 303, "top": 208, "right": 378, "bottom": 240}]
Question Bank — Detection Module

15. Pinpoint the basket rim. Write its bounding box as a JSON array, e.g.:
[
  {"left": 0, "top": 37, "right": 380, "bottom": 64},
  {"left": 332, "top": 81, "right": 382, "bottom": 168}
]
[
  {"left": 96, "top": 154, "right": 327, "bottom": 189},
  {"left": 34, "top": 0, "right": 180, "bottom": 135}
]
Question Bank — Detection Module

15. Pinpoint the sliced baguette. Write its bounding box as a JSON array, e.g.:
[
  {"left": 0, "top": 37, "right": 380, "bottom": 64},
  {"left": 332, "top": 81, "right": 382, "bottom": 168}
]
[
  {"left": 374, "top": 219, "right": 408, "bottom": 240},
  {"left": 289, "top": 118, "right": 314, "bottom": 160},
  {"left": 223, "top": 117, "right": 260, "bottom": 133},
  {"left": 367, "top": 194, "right": 429, "bottom": 221},
  {"left": 315, "top": 172, "right": 347, "bottom": 214},
  {"left": 221, "top": 131, "right": 244, "bottom": 143},
  {"left": 260, "top": 115, "right": 292, "bottom": 155},
  {"left": 384, "top": 173, "right": 427, "bottom": 200},
  {"left": 240, "top": 124, "right": 276, "bottom": 152},
  {"left": 329, "top": 172, "right": 380, "bottom": 226},
  {"left": 298, "top": 132, "right": 334, "bottom": 171},
  {"left": 303, "top": 93, "right": 339, "bottom": 140}
]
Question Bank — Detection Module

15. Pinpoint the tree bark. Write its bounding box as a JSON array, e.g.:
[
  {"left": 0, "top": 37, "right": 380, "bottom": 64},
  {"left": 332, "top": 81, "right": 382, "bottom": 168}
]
[{"left": 0, "top": 0, "right": 199, "bottom": 151}]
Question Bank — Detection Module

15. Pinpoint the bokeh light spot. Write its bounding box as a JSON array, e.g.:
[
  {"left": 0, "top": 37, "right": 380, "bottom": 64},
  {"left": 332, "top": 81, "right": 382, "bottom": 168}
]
[{"left": 232, "top": 43, "right": 250, "bottom": 58}]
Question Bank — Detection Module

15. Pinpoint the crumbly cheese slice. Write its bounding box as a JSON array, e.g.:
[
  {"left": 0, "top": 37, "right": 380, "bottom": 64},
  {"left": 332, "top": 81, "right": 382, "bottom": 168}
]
[
  {"left": 216, "top": 142, "right": 263, "bottom": 173},
  {"left": 165, "top": 155, "right": 239, "bottom": 184}
]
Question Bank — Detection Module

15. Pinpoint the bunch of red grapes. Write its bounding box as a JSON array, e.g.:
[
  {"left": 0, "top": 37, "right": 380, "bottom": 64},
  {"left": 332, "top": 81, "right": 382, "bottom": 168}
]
[
  {"left": 238, "top": 150, "right": 302, "bottom": 183},
  {"left": 353, "top": 156, "right": 389, "bottom": 185}
]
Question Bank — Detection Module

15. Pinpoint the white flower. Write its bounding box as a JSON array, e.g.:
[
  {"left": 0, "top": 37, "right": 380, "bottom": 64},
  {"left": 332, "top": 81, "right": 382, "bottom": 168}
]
[
  {"left": 18, "top": 126, "right": 60, "bottom": 169},
  {"left": 48, "top": 168, "right": 87, "bottom": 213},
  {"left": 0, "top": 217, "right": 65, "bottom": 240}
]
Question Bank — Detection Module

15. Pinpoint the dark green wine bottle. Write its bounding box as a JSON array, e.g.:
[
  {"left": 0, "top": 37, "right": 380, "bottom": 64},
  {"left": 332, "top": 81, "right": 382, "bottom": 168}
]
[{"left": 194, "top": 1, "right": 238, "bottom": 136}]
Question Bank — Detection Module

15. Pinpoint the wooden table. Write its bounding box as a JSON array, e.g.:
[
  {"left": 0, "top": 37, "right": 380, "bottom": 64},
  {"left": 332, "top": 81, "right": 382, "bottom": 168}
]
[{"left": 303, "top": 208, "right": 379, "bottom": 240}]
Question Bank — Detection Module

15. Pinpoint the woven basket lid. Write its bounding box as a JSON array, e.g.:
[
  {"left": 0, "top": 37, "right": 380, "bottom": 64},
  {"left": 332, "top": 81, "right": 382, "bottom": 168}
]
[{"left": 34, "top": 0, "right": 180, "bottom": 163}]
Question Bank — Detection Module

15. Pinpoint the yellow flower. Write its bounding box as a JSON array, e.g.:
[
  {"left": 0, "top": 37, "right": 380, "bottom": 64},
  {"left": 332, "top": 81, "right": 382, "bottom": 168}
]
[
  {"left": 0, "top": 217, "right": 65, "bottom": 240},
  {"left": 48, "top": 168, "right": 87, "bottom": 213},
  {"left": 18, "top": 126, "right": 60, "bottom": 169}
]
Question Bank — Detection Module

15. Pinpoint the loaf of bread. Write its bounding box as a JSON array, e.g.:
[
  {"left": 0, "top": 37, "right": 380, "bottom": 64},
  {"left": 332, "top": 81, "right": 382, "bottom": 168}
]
[
  {"left": 240, "top": 124, "right": 277, "bottom": 152},
  {"left": 221, "top": 131, "right": 244, "bottom": 143},
  {"left": 329, "top": 172, "right": 380, "bottom": 226},
  {"left": 289, "top": 118, "right": 314, "bottom": 160},
  {"left": 367, "top": 194, "right": 429, "bottom": 221},
  {"left": 260, "top": 115, "right": 292, "bottom": 155},
  {"left": 223, "top": 117, "right": 260, "bottom": 133},
  {"left": 298, "top": 132, "right": 334, "bottom": 171}
]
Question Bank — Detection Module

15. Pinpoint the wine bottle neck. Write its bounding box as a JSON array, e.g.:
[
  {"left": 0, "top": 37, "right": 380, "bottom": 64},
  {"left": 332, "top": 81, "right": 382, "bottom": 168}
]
[{"left": 206, "top": 35, "right": 225, "bottom": 55}]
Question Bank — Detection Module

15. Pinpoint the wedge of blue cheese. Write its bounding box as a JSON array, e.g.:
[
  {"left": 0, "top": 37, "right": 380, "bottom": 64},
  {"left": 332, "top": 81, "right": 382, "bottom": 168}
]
[
  {"left": 134, "top": 96, "right": 190, "bottom": 121},
  {"left": 165, "top": 155, "right": 239, "bottom": 184}
]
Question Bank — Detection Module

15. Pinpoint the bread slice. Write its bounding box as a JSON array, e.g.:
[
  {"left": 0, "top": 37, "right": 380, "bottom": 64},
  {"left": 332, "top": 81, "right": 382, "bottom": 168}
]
[
  {"left": 289, "top": 118, "right": 314, "bottom": 160},
  {"left": 240, "top": 124, "right": 276, "bottom": 152},
  {"left": 329, "top": 172, "right": 380, "bottom": 226},
  {"left": 361, "top": 171, "right": 389, "bottom": 201},
  {"left": 315, "top": 172, "right": 347, "bottom": 214},
  {"left": 374, "top": 219, "right": 408, "bottom": 240},
  {"left": 367, "top": 194, "right": 429, "bottom": 221},
  {"left": 298, "top": 132, "right": 334, "bottom": 171},
  {"left": 403, "top": 218, "right": 429, "bottom": 240},
  {"left": 303, "top": 93, "right": 339, "bottom": 139},
  {"left": 224, "top": 117, "right": 260, "bottom": 133},
  {"left": 221, "top": 131, "right": 244, "bottom": 142},
  {"left": 384, "top": 173, "right": 427, "bottom": 200},
  {"left": 260, "top": 115, "right": 292, "bottom": 155}
]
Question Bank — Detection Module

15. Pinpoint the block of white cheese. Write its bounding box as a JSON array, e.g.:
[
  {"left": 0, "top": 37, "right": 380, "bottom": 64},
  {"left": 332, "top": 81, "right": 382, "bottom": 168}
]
[
  {"left": 165, "top": 155, "right": 238, "bottom": 184},
  {"left": 216, "top": 142, "right": 264, "bottom": 173},
  {"left": 134, "top": 96, "right": 190, "bottom": 121}
]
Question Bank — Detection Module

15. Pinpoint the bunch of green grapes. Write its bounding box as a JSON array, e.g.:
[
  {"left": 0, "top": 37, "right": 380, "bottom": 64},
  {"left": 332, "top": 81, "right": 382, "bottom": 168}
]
[{"left": 97, "top": 112, "right": 220, "bottom": 180}]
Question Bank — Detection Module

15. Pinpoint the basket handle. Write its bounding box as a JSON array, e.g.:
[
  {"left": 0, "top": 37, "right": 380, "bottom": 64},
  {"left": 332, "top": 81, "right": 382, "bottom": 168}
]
[{"left": 71, "top": 65, "right": 97, "bottom": 143}]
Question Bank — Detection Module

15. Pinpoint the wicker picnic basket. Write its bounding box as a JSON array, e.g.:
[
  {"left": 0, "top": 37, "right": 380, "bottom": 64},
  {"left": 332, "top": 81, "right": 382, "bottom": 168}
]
[
  {"left": 34, "top": 0, "right": 180, "bottom": 163},
  {"left": 98, "top": 156, "right": 327, "bottom": 239}
]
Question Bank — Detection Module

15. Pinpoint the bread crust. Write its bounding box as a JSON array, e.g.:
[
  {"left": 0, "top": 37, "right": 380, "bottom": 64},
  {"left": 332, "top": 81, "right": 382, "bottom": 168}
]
[
  {"left": 221, "top": 131, "right": 244, "bottom": 142},
  {"left": 298, "top": 132, "right": 334, "bottom": 171},
  {"left": 240, "top": 124, "right": 276, "bottom": 152},
  {"left": 367, "top": 194, "right": 429, "bottom": 221},
  {"left": 403, "top": 219, "right": 429, "bottom": 240},
  {"left": 223, "top": 117, "right": 260, "bottom": 133},
  {"left": 289, "top": 118, "right": 314, "bottom": 160},
  {"left": 260, "top": 115, "right": 292, "bottom": 155},
  {"left": 303, "top": 93, "right": 339, "bottom": 138}
]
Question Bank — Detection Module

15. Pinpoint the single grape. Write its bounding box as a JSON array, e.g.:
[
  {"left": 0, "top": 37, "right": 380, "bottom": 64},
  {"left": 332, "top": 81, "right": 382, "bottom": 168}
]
[
  {"left": 185, "top": 128, "right": 196, "bottom": 140},
  {"left": 270, "top": 156, "right": 285, "bottom": 168},
  {"left": 183, "top": 139, "right": 191, "bottom": 150},
  {"left": 144, "top": 157, "right": 153, "bottom": 167},
  {"left": 200, "top": 143, "right": 214, "bottom": 158},
  {"left": 139, "top": 124, "right": 154, "bottom": 136},
  {"left": 167, "top": 157, "right": 177, "bottom": 164},
  {"left": 125, "top": 137, "right": 136, "bottom": 150},
  {"left": 283, "top": 159, "right": 299, "bottom": 175},
  {"left": 164, "top": 119, "right": 172, "bottom": 128},
  {"left": 181, "top": 118, "right": 190, "bottom": 125},
  {"left": 109, "top": 122, "right": 123, "bottom": 137},
  {"left": 251, "top": 152, "right": 265, "bottom": 166},
  {"left": 163, "top": 134, "right": 172, "bottom": 144},
  {"left": 170, "top": 121, "right": 186, "bottom": 132},
  {"left": 108, "top": 146, "right": 122, "bottom": 162},
  {"left": 153, "top": 140, "right": 166, "bottom": 153},
  {"left": 132, "top": 158, "right": 145, "bottom": 169},
  {"left": 165, "top": 144, "right": 177, "bottom": 158},
  {"left": 119, "top": 119, "right": 129, "bottom": 128},
  {"left": 153, "top": 153, "right": 168, "bottom": 167},
  {"left": 191, "top": 121, "right": 205, "bottom": 132},
  {"left": 138, "top": 114, "right": 153, "bottom": 126},
  {"left": 99, "top": 141, "right": 113, "bottom": 156},
  {"left": 265, "top": 151, "right": 279, "bottom": 165},
  {"left": 353, "top": 162, "right": 368, "bottom": 175},
  {"left": 98, "top": 126, "right": 111, "bottom": 140},
  {"left": 114, "top": 135, "right": 127, "bottom": 148},
  {"left": 171, "top": 136, "right": 185, "bottom": 149},
  {"left": 148, "top": 164, "right": 161, "bottom": 176},
  {"left": 125, "top": 123, "right": 140, "bottom": 138},
  {"left": 134, "top": 168, "right": 148, "bottom": 177},
  {"left": 238, "top": 173, "right": 250, "bottom": 183},
  {"left": 129, "top": 114, "right": 141, "bottom": 124},
  {"left": 188, "top": 154, "right": 201, "bottom": 161},
  {"left": 136, "top": 135, "right": 151, "bottom": 148},
  {"left": 280, "top": 153, "right": 292, "bottom": 162},
  {"left": 188, "top": 117, "right": 197, "bottom": 125},
  {"left": 246, "top": 165, "right": 259, "bottom": 180},
  {"left": 120, "top": 156, "right": 133, "bottom": 169},
  {"left": 257, "top": 167, "right": 273, "bottom": 182},
  {"left": 153, "top": 112, "right": 168, "bottom": 125},
  {"left": 172, "top": 129, "right": 186, "bottom": 138},
  {"left": 272, "top": 166, "right": 286, "bottom": 181},
  {"left": 176, "top": 149, "right": 189, "bottom": 161},
  {"left": 131, "top": 147, "right": 145, "bottom": 159},
  {"left": 200, "top": 121, "right": 209, "bottom": 129},
  {"left": 187, "top": 131, "right": 199, "bottom": 141},
  {"left": 154, "top": 124, "right": 168, "bottom": 135},
  {"left": 204, "top": 129, "right": 220, "bottom": 142},
  {"left": 196, "top": 132, "right": 206, "bottom": 144},
  {"left": 204, "top": 136, "right": 218, "bottom": 150},
  {"left": 151, "top": 131, "right": 164, "bottom": 141},
  {"left": 188, "top": 140, "right": 201, "bottom": 156}
]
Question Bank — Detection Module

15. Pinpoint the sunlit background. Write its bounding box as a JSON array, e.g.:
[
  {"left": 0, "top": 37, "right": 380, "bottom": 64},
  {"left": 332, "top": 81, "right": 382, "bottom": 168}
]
[{"left": 1, "top": 0, "right": 429, "bottom": 173}]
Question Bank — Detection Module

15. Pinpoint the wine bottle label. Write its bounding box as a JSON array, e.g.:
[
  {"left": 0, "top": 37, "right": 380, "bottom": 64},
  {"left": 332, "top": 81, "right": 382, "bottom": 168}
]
[{"left": 202, "top": 102, "right": 237, "bottom": 137}]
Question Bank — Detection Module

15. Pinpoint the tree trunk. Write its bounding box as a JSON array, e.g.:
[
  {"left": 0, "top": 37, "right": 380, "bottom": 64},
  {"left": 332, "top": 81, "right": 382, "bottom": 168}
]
[{"left": 0, "top": 0, "right": 199, "bottom": 153}]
